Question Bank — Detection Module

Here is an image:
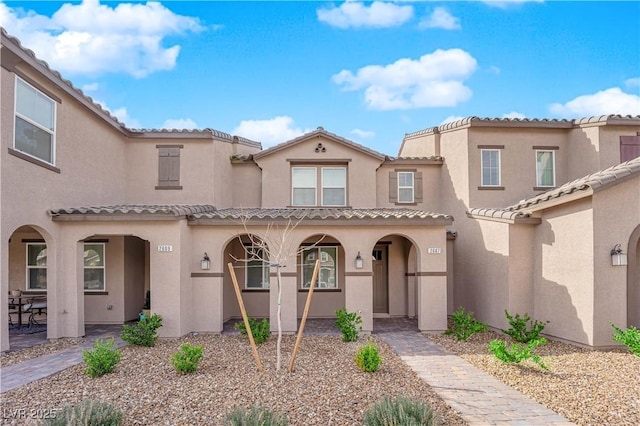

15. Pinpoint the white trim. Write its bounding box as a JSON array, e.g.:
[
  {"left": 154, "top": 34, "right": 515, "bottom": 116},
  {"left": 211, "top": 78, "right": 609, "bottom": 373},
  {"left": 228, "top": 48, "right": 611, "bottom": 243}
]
[
  {"left": 301, "top": 246, "right": 339, "bottom": 289},
  {"left": 244, "top": 245, "right": 270, "bottom": 289},
  {"left": 397, "top": 171, "right": 415, "bottom": 203},
  {"left": 84, "top": 242, "right": 106, "bottom": 292},
  {"left": 321, "top": 167, "right": 347, "bottom": 206},
  {"left": 291, "top": 166, "right": 317, "bottom": 206},
  {"left": 26, "top": 243, "right": 47, "bottom": 291},
  {"left": 535, "top": 150, "right": 556, "bottom": 187},
  {"left": 480, "top": 149, "right": 501, "bottom": 187}
]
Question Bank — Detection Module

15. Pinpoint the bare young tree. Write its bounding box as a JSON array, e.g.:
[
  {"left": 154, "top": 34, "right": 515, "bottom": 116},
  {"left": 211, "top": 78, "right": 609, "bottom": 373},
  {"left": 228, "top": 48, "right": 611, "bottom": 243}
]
[{"left": 233, "top": 214, "right": 324, "bottom": 371}]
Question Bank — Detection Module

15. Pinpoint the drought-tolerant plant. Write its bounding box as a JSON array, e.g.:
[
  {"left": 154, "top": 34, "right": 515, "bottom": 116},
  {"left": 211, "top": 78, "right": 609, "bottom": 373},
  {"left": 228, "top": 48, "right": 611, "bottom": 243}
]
[
  {"left": 611, "top": 323, "right": 640, "bottom": 357},
  {"left": 502, "top": 310, "right": 549, "bottom": 343},
  {"left": 120, "top": 313, "right": 163, "bottom": 347},
  {"left": 488, "top": 337, "right": 548, "bottom": 369},
  {"left": 335, "top": 308, "right": 362, "bottom": 342},
  {"left": 445, "top": 307, "right": 488, "bottom": 341},
  {"left": 235, "top": 317, "right": 271, "bottom": 344},
  {"left": 355, "top": 342, "right": 382, "bottom": 372},
  {"left": 82, "top": 338, "right": 121, "bottom": 378},
  {"left": 224, "top": 405, "right": 289, "bottom": 426},
  {"left": 363, "top": 396, "right": 437, "bottom": 426},
  {"left": 43, "top": 400, "right": 123, "bottom": 426},
  {"left": 171, "top": 342, "right": 204, "bottom": 374}
]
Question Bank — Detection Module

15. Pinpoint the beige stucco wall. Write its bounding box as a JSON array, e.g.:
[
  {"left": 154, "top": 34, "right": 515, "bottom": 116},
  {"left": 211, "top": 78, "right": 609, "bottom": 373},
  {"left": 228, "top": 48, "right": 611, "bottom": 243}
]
[{"left": 399, "top": 132, "right": 439, "bottom": 157}]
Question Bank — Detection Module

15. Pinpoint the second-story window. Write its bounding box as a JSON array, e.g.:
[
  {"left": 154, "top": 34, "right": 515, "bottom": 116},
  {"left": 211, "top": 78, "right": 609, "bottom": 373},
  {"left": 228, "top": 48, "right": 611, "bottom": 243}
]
[
  {"left": 536, "top": 150, "right": 555, "bottom": 187},
  {"left": 156, "top": 145, "right": 183, "bottom": 190},
  {"left": 14, "top": 77, "right": 56, "bottom": 165},
  {"left": 481, "top": 150, "right": 501, "bottom": 187},
  {"left": 397, "top": 171, "right": 414, "bottom": 203},
  {"left": 292, "top": 166, "right": 346, "bottom": 206}
]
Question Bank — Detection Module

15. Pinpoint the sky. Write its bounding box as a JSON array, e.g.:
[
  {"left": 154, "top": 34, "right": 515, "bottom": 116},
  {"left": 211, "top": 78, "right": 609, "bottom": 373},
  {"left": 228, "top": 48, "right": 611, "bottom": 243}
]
[{"left": 1, "top": 0, "right": 639, "bottom": 155}]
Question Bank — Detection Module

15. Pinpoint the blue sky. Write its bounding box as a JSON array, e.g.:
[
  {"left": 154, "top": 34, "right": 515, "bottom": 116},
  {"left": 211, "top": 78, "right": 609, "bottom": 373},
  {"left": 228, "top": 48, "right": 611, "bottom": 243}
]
[{"left": 1, "top": 1, "right": 639, "bottom": 154}]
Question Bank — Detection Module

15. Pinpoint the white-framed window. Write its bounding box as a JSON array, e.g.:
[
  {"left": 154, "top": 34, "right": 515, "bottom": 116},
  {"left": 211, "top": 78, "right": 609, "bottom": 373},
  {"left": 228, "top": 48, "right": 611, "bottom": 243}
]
[
  {"left": 245, "top": 246, "right": 270, "bottom": 289},
  {"left": 536, "top": 150, "right": 555, "bottom": 187},
  {"left": 481, "top": 150, "right": 501, "bottom": 186},
  {"left": 292, "top": 166, "right": 346, "bottom": 206},
  {"left": 26, "top": 243, "right": 47, "bottom": 290},
  {"left": 397, "top": 171, "right": 414, "bottom": 203},
  {"left": 321, "top": 167, "right": 346, "bottom": 206},
  {"left": 84, "top": 243, "right": 105, "bottom": 291},
  {"left": 301, "top": 246, "right": 338, "bottom": 289},
  {"left": 14, "top": 77, "right": 56, "bottom": 164}
]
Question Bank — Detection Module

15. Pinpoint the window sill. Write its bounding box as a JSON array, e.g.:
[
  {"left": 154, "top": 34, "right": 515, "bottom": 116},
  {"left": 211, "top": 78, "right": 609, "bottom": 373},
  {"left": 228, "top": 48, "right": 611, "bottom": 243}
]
[
  {"left": 8, "top": 148, "right": 60, "bottom": 173},
  {"left": 84, "top": 291, "right": 108, "bottom": 295},
  {"left": 298, "top": 288, "right": 341, "bottom": 293},
  {"left": 287, "top": 205, "right": 352, "bottom": 209},
  {"left": 478, "top": 186, "right": 505, "bottom": 190},
  {"left": 23, "top": 290, "right": 47, "bottom": 295},
  {"left": 242, "top": 289, "right": 269, "bottom": 293},
  {"left": 155, "top": 185, "right": 183, "bottom": 190},
  {"left": 533, "top": 186, "right": 555, "bottom": 191},
  {"left": 394, "top": 202, "right": 417, "bottom": 206}
]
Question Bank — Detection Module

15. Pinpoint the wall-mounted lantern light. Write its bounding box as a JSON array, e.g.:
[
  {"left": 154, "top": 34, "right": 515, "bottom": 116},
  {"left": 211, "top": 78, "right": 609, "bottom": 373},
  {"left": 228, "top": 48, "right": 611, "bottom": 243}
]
[
  {"left": 201, "top": 252, "right": 211, "bottom": 270},
  {"left": 611, "top": 244, "right": 628, "bottom": 266},
  {"left": 355, "top": 251, "right": 363, "bottom": 269}
]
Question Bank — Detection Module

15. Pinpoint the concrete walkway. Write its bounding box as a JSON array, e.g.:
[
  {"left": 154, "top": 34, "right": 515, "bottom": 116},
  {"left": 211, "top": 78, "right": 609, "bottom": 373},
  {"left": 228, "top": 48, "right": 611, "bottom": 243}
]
[{"left": 377, "top": 331, "right": 575, "bottom": 426}]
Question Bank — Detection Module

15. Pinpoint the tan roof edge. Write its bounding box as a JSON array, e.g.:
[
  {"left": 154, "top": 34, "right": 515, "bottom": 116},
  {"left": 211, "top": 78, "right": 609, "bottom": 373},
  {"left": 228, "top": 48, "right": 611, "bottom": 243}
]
[{"left": 465, "top": 211, "right": 542, "bottom": 225}]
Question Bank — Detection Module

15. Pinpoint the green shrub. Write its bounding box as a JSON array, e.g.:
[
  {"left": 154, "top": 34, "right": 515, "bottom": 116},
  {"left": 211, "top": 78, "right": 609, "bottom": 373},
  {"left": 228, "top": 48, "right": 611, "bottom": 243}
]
[
  {"left": 120, "top": 313, "right": 163, "bottom": 347},
  {"left": 363, "top": 396, "right": 436, "bottom": 426},
  {"left": 82, "top": 338, "right": 121, "bottom": 378},
  {"left": 171, "top": 343, "right": 204, "bottom": 374},
  {"left": 445, "top": 307, "right": 488, "bottom": 341},
  {"left": 355, "top": 342, "right": 382, "bottom": 372},
  {"left": 43, "top": 400, "right": 123, "bottom": 426},
  {"left": 224, "top": 405, "right": 289, "bottom": 426},
  {"left": 335, "top": 308, "right": 362, "bottom": 342},
  {"left": 488, "top": 337, "right": 548, "bottom": 369},
  {"left": 611, "top": 323, "right": 640, "bottom": 356},
  {"left": 502, "top": 310, "right": 549, "bottom": 343},
  {"left": 235, "top": 317, "right": 270, "bottom": 344}
]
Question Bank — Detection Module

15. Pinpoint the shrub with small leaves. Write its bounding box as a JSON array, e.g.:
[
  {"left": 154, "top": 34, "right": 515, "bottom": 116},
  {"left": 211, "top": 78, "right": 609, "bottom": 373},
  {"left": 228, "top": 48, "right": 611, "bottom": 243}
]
[
  {"left": 82, "top": 338, "right": 121, "bottom": 378},
  {"left": 488, "top": 337, "right": 548, "bottom": 369},
  {"left": 224, "top": 405, "right": 289, "bottom": 426},
  {"left": 43, "top": 400, "right": 123, "bottom": 426},
  {"left": 611, "top": 323, "right": 640, "bottom": 357},
  {"left": 355, "top": 342, "right": 382, "bottom": 372},
  {"left": 171, "top": 343, "right": 204, "bottom": 374},
  {"left": 120, "top": 313, "right": 163, "bottom": 347},
  {"left": 502, "top": 310, "right": 549, "bottom": 343},
  {"left": 235, "top": 317, "right": 270, "bottom": 344},
  {"left": 335, "top": 308, "right": 362, "bottom": 342},
  {"left": 363, "top": 396, "right": 437, "bottom": 426},
  {"left": 445, "top": 307, "right": 488, "bottom": 341}
]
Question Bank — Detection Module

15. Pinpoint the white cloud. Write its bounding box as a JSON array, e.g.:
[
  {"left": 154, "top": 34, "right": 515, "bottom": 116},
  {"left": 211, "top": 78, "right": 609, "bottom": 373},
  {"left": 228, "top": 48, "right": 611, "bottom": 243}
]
[
  {"left": 549, "top": 87, "right": 640, "bottom": 117},
  {"left": 317, "top": 1, "right": 413, "bottom": 29},
  {"left": 232, "top": 116, "right": 312, "bottom": 148},
  {"left": 162, "top": 118, "right": 198, "bottom": 130},
  {"left": 333, "top": 48, "right": 477, "bottom": 110},
  {"left": 489, "top": 65, "right": 501, "bottom": 75},
  {"left": 419, "top": 7, "right": 460, "bottom": 30},
  {"left": 82, "top": 83, "right": 99, "bottom": 92},
  {"left": 502, "top": 111, "right": 526, "bottom": 119},
  {"left": 625, "top": 77, "right": 640, "bottom": 88},
  {"left": 0, "top": 0, "right": 204, "bottom": 78},
  {"left": 482, "top": 0, "right": 544, "bottom": 9},
  {"left": 441, "top": 115, "right": 465, "bottom": 125},
  {"left": 350, "top": 128, "right": 376, "bottom": 139}
]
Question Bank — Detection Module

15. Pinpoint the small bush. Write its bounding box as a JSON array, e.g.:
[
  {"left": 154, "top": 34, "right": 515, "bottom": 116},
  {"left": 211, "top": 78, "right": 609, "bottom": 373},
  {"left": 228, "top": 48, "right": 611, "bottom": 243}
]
[
  {"left": 488, "top": 337, "right": 548, "bottom": 369},
  {"left": 355, "top": 342, "right": 382, "bottom": 372},
  {"left": 335, "top": 308, "right": 362, "bottom": 342},
  {"left": 42, "top": 400, "right": 123, "bottom": 426},
  {"left": 82, "top": 338, "right": 121, "bottom": 378},
  {"left": 224, "top": 405, "right": 289, "bottom": 426},
  {"left": 502, "top": 310, "right": 549, "bottom": 343},
  {"left": 235, "top": 317, "right": 270, "bottom": 344},
  {"left": 611, "top": 323, "right": 640, "bottom": 356},
  {"left": 171, "top": 343, "right": 204, "bottom": 374},
  {"left": 363, "top": 396, "right": 436, "bottom": 426},
  {"left": 445, "top": 307, "right": 488, "bottom": 341},
  {"left": 120, "top": 313, "right": 163, "bottom": 347}
]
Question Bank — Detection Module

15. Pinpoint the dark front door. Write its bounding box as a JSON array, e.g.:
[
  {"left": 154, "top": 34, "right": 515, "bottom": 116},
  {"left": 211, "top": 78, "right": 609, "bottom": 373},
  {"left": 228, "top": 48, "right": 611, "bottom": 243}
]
[{"left": 372, "top": 246, "right": 388, "bottom": 314}]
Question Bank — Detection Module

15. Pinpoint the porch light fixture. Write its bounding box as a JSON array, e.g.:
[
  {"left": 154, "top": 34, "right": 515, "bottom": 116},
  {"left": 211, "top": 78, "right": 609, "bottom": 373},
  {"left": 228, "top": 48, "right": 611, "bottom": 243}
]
[
  {"left": 610, "top": 244, "right": 628, "bottom": 266},
  {"left": 201, "top": 252, "right": 211, "bottom": 270},
  {"left": 355, "top": 252, "right": 363, "bottom": 269}
]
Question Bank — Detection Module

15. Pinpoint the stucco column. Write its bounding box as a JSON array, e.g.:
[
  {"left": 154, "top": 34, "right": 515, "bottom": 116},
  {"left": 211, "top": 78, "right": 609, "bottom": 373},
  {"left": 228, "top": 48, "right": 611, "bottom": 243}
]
[
  {"left": 345, "top": 274, "right": 373, "bottom": 333},
  {"left": 417, "top": 274, "right": 447, "bottom": 332},
  {"left": 270, "top": 272, "right": 297, "bottom": 333},
  {"left": 1, "top": 237, "right": 8, "bottom": 351},
  {"left": 51, "top": 238, "right": 84, "bottom": 338},
  {"left": 191, "top": 274, "right": 224, "bottom": 333}
]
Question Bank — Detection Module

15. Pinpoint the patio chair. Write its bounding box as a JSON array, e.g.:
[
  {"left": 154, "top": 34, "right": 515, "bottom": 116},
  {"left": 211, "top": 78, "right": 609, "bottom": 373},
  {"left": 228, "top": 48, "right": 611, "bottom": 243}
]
[
  {"left": 26, "top": 298, "right": 47, "bottom": 330},
  {"left": 8, "top": 297, "right": 19, "bottom": 328}
]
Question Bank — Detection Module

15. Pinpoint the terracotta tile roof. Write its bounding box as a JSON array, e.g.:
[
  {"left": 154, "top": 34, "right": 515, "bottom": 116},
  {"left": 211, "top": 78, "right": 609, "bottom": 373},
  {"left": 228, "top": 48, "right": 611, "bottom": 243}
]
[
  {"left": 468, "top": 156, "right": 640, "bottom": 220},
  {"left": 384, "top": 156, "right": 444, "bottom": 163},
  {"left": 49, "top": 205, "right": 216, "bottom": 217},
  {"left": 190, "top": 207, "right": 452, "bottom": 222}
]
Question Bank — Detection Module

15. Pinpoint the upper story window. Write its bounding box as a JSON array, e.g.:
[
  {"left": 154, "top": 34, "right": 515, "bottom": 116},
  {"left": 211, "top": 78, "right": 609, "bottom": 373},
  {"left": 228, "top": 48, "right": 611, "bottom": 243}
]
[
  {"left": 481, "top": 150, "right": 501, "bottom": 187},
  {"left": 397, "top": 171, "right": 415, "bottom": 203},
  {"left": 26, "top": 243, "right": 47, "bottom": 291},
  {"left": 156, "top": 145, "right": 183, "bottom": 190},
  {"left": 84, "top": 243, "right": 105, "bottom": 292},
  {"left": 14, "top": 77, "right": 56, "bottom": 165},
  {"left": 245, "top": 246, "right": 270, "bottom": 289},
  {"left": 292, "top": 166, "right": 346, "bottom": 206},
  {"left": 536, "top": 150, "right": 556, "bottom": 187}
]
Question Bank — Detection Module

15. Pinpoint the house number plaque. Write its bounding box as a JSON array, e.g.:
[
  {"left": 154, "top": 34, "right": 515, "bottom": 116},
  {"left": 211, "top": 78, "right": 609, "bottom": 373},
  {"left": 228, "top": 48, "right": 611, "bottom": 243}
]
[
  {"left": 427, "top": 247, "right": 442, "bottom": 254},
  {"left": 157, "top": 245, "right": 173, "bottom": 252}
]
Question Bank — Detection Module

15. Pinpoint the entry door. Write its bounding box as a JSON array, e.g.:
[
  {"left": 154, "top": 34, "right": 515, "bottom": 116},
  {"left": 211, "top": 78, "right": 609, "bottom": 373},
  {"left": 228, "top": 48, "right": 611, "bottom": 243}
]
[{"left": 372, "top": 246, "right": 388, "bottom": 314}]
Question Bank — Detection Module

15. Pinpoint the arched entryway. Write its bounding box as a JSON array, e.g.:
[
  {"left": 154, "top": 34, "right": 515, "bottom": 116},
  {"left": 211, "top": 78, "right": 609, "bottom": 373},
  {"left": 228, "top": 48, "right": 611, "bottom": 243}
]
[{"left": 628, "top": 225, "right": 640, "bottom": 328}]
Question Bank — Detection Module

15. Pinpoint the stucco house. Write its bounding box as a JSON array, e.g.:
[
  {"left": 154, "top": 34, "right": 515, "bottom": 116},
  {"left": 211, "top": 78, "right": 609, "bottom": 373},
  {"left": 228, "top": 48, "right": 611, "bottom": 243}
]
[{"left": 1, "top": 28, "right": 638, "bottom": 352}]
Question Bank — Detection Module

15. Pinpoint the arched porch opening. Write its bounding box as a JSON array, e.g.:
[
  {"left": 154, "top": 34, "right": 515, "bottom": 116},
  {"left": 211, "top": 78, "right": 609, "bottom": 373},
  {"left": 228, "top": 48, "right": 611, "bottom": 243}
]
[{"left": 628, "top": 225, "right": 640, "bottom": 328}]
